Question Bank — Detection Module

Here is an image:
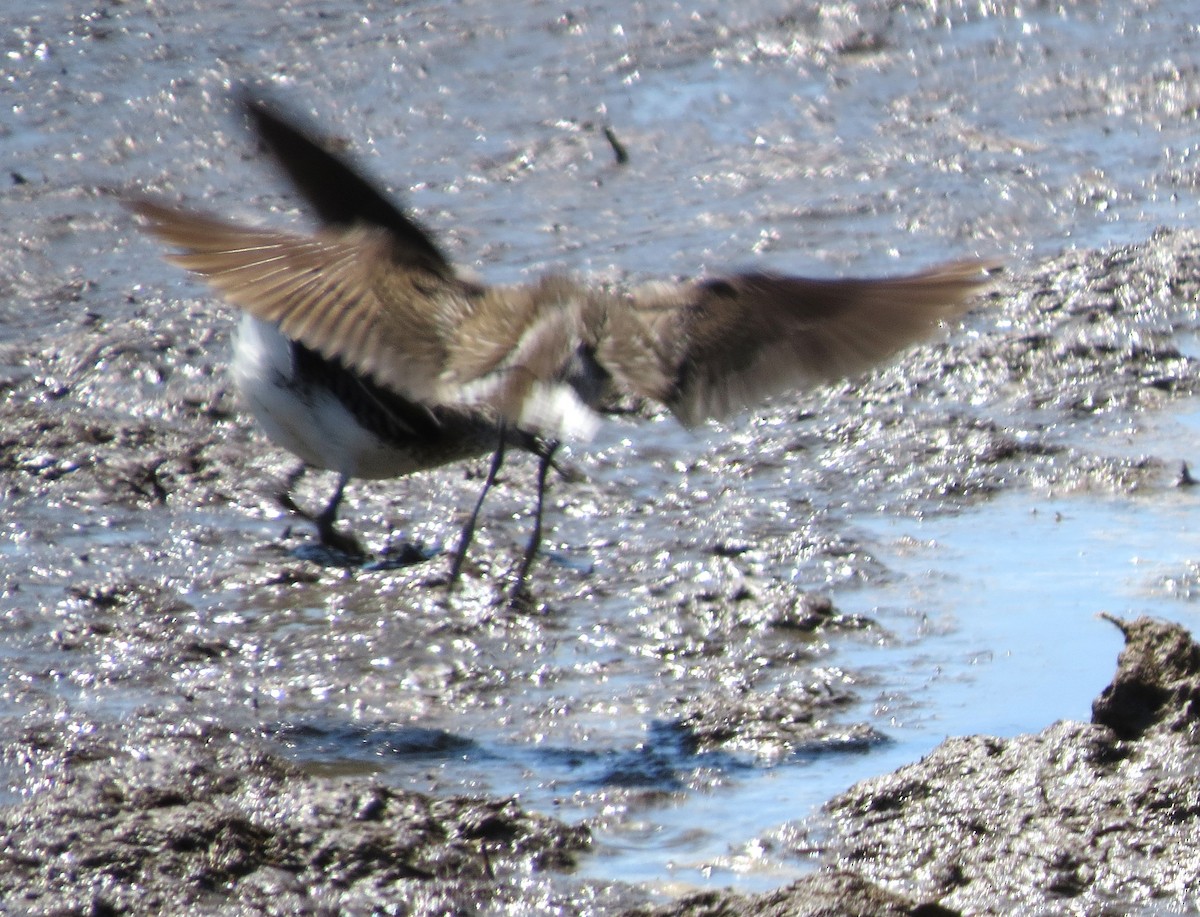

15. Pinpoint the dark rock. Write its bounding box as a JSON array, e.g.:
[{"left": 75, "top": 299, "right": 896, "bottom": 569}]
[{"left": 1092, "top": 614, "right": 1200, "bottom": 740}]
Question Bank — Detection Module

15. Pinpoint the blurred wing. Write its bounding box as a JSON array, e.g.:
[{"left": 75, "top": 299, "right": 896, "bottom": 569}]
[
  {"left": 238, "top": 91, "right": 454, "bottom": 277},
  {"left": 128, "top": 197, "right": 462, "bottom": 404},
  {"left": 637, "top": 259, "right": 998, "bottom": 426}
]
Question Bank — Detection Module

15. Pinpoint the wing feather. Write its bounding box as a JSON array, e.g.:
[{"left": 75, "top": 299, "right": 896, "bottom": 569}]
[
  {"left": 128, "top": 197, "right": 464, "bottom": 406},
  {"left": 629, "top": 259, "right": 998, "bottom": 426}
]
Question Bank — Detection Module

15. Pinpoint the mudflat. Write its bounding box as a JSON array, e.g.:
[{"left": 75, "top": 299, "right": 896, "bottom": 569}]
[{"left": 5, "top": 1, "right": 1200, "bottom": 913}]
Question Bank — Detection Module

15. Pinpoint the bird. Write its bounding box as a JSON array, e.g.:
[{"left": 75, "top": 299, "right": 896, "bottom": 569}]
[
  {"left": 129, "top": 91, "right": 998, "bottom": 595},
  {"left": 131, "top": 94, "right": 554, "bottom": 585},
  {"left": 227, "top": 307, "right": 523, "bottom": 563}
]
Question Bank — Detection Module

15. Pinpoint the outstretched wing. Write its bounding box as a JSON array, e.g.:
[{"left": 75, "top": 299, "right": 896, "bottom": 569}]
[
  {"left": 128, "top": 198, "right": 470, "bottom": 406},
  {"left": 129, "top": 198, "right": 602, "bottom": 439},
  {"left": 630, "top": 260, "right": 999, "bottom": 427}
]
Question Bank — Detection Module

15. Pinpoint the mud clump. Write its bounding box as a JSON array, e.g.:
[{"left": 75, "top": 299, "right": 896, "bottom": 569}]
[
  {"left": 0, "top": 714, "right": 589, "bottom": 915},
  {"left": 1092, "top": 614, "right": 1200, "bottom": 740},
  {"left": 815, "top": 616, "right": 1200, "bottom": 916},
  {"left": 626, "top": 871, "right": 960, "bottom": 917},
  {"left": 634, "top": 617, "right": 1200, "bottom": 917}
]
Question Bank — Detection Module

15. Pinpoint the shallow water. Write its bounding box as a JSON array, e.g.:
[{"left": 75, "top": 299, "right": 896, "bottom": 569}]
[{"left": 6, "top": 0, "right": 1200, "bottom": 906}]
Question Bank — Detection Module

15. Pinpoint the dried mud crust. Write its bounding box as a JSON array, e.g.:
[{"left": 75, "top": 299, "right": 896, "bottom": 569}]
[{"left": 0, "top": 714, "right": 589, "bottom": 916}]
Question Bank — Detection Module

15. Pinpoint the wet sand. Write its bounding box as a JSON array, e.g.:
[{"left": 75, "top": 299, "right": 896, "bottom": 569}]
[{"left": 5, "top": 0, "right": 1200, "bottom": 913}]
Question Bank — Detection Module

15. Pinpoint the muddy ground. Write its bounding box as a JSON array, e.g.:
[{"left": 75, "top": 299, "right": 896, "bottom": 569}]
[
  {"left": 6, "top": 0, "right": 1200, "bottom": 914},
  {"left": 7, "top": 220, "right": 1200, "bottom": 914}
]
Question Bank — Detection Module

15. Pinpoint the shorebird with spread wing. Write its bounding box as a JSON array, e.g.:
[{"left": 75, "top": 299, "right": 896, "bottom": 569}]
[{"left": 129, "top": 91, "right": 997, "bottom": 596}]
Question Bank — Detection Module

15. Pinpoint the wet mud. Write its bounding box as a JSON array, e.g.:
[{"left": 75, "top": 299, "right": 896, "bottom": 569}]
[
  {"left": 6, "top": 0, "right": 1200, "bottom": 914},
  {"left": 8, "top": 611, "right": 1200, "bottom": 915},
  {"left": 634, "top": 617, "right": 1200, "bottom": 917},
  {"left": 819, "top": 616, "right": 1200, "bottom": 916},
  {"left": 1, "top": 712, "right": 590, "bottom": 915}
]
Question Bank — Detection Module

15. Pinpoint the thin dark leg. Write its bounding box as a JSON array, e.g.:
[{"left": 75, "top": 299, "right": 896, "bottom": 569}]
[
  {"left": 275, "top": 464, "right": 309, "bottom": 518},
  {"left": 312, "top": 472, "right": 365, "bottom": 556},
  {"left": 276, "top": 466, "right": 365, "bottom": 558},
  {"left": 314, "top": 473, "right": 348, "bottom": 543},
  {"left": 448, "top": 434, "right": 507, "bottom": 586},
  {"left": 511, "top": 440, "right": 559, "bottom": 599}
]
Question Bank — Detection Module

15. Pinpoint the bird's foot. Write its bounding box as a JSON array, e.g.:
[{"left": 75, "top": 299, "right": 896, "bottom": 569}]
[
  {"left": 504, "top": 581, "right": 537, "bottom": 611},
  {"left": 274, "top": 465, "right": 310, "bottom": 517},
  {"left": 364, "top": 540, "right": 438, "bottom": 571},
  {"left": 315, "top": 520, "right": 368, "bottom": 559}
]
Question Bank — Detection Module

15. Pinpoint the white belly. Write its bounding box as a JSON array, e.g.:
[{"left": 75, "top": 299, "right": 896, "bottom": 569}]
[{"left": 230, "top": 315, "right": 416, "bottom": 479}]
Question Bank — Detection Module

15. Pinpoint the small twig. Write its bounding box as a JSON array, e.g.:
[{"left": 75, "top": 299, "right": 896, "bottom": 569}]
[
  {"left": 1179, "top": 461, "right": 1197, "bottom": 487},
  {"left": 602, "top": 125, "right": 629, "bottom": 165}
]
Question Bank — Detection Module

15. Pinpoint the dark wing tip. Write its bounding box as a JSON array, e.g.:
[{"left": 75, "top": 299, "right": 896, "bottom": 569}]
[{"left": 231, "top": 85, "right": 453, "bottom": 277}]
